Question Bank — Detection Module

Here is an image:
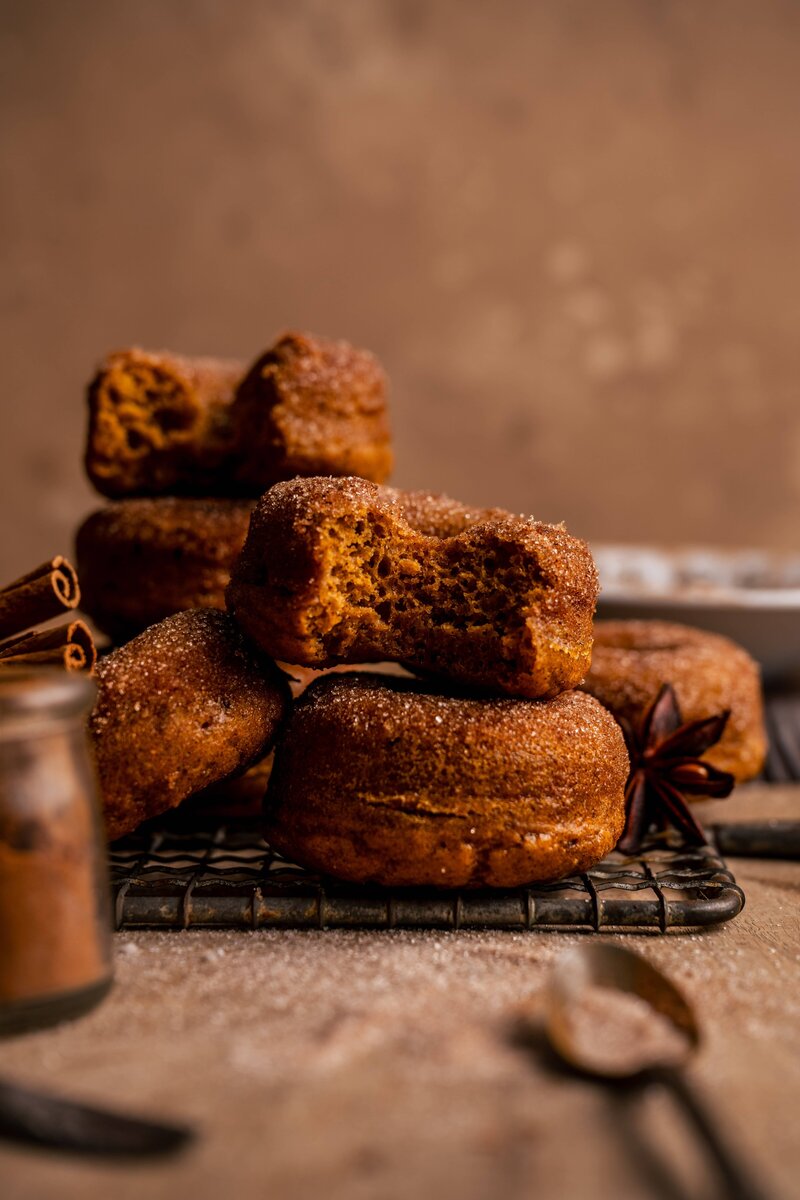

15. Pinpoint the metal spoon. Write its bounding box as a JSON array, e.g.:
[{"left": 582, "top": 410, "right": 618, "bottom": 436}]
[{"left": 543, "top": 944, "right": 769, "bottom": 1200}]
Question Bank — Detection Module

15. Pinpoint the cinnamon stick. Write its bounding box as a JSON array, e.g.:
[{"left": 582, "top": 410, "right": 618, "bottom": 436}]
[
  {"left": 0, "top": 557, "right": 80, "bottom": 640},
  {"left": 0, "top": 620, "right": 96, "bottom": 673}
]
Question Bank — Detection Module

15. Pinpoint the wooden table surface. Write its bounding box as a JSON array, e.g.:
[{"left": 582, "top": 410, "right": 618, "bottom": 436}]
[{"left": 3, "top": 784, "right": 799, "bottom": 1200}]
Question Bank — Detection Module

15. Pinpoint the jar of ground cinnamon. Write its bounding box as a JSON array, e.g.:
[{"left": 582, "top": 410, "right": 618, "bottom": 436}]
[{"left": 0, "top": 668, "right": 112, "bottom": 1035}]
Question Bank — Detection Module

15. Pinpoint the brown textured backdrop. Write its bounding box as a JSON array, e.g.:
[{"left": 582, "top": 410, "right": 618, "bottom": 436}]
[{"left": 1, "top": 0, "right": 798, "bottom": 579}]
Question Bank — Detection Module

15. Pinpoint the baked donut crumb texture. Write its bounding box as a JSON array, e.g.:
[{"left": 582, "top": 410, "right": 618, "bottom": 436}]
[{"left": 227, "top": 476, "right": 598, "bottom": 699}]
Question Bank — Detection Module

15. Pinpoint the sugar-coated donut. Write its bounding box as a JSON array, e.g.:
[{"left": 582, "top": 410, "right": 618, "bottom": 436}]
[
  {"left": 84, "top": 333, "right": 393, "bottom": 499},
  {"left": 85, "top": 349, "right": 243, "bottom": 498},
  {"left": 582, "top": 619, "right": 767, "bottom": 781},
  {"left": 231, "top": 332, "right": 392, "bottom": 489},
  {"left": 183, "top": 666, "right": 413, "bottom": 820},
  {"left": 76, "top": 497, "right": 254, "bottom": 641},
  {"left": 90, "top": 609, "right": 290, "bottom": 839},
  {"left": 227, "top": 477, "right": 599, "bottom": 700},
  {"left": 266, "top": 674, "right": 629, "bottom": 888}
]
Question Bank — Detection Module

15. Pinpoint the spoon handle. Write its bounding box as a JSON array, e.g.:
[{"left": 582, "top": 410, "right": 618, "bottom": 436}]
[
  {"left": 711, "top": 820, "right": 800, "bottom": 860},
  {"left": 0, "top": 1077, "right": 193, "bottom": 1157},
  {"left": 654, "top": 1067, "right": 771, "bottom": 1200}
]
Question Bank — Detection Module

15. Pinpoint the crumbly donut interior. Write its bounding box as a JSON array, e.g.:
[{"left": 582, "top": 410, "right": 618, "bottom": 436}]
[
  {"left": 308, "top": 509, "right": 540, "bottom": 668},
  {"left": 99, "top": 363, "right": 199, "bottom": 461}
]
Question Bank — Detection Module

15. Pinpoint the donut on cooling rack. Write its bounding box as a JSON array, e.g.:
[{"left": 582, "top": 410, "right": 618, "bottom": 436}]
[
  {"left": 581, "top": 619, "right": 767, "bottom": 782},
  {"left": 226, "top": 477, "right": 599, "bottom": 699},
  {"left": 265, "top": 673, "right": 630, "bottom": 888},
  {"left": 75, "top": 496, "right": 254, "bottom": 641},
  {"left": 90, "top": 609, "right": 290, "bottom": 840}
]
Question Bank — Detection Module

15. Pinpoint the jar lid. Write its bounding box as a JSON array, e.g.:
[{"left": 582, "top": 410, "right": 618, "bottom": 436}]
[{"left": 0, "top": 668, "right": 96, "bottom": 732}]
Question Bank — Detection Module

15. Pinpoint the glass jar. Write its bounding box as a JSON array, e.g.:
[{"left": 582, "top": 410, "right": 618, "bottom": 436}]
[{"left": 0, "top": 668, "right": 113, "bottom": 1035}]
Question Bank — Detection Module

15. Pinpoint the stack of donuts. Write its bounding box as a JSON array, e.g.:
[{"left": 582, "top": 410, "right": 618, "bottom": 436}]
[{"left": 76, "top": 331, "right": 767, "bottom": 887}]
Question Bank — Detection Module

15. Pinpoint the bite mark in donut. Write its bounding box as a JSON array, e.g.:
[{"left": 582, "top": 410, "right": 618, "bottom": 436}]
[
  {"left": 226, "top": 476, "right": 599, "bottom": 700},
  {"left": 85, "top": 349, "right": 242, "bottom": 498}
]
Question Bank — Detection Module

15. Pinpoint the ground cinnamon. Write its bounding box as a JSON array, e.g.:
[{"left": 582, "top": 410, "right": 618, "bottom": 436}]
[
  {"left": 0, "top": 671, "right": 112, "bottom": 1029},
  {"left": 0, "top": 752, "right": 104, "bottom": 1000}
]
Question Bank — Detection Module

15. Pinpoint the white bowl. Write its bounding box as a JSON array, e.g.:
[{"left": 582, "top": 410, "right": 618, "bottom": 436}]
[{"left": 591, "top": 544, "right": 800, "bottom": 682}]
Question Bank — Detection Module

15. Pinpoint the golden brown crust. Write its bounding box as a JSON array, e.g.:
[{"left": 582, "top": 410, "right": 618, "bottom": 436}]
[
  {"left": 84, "top": 333, "right": 393, "bottom": 498},
  {"left": 76, "top": 497, "right": 254, "bottom": 641},
  {"left": 85, "top": 349, "right": 243, "bottom": 498},
  {"left": 582, "top": 619, "right": 767, "bottom": 782},
  {"left": 90, "top": 609, "right": 290, "bottom": 840},
  {"left": 266, "top": 674, "right": 629, "bottom": 888},
  {"left": 227, "top": 477, "right": 599, "bottom": 699},
  {"left": 231, "top": 332, "right": 393, "bottom": 489}
]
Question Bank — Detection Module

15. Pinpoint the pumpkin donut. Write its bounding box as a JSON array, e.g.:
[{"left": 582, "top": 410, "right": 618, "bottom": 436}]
[
  {"left": 265, "top": 673, "right": 629, "bottom": 888},
  {"left": 76, "top": 497, "right": 254, "bottom": 641},
  {"left": 90, "top": 609, "right": 290, "bottom": 839},
  {"left": 231, "top": 331, "right": 392, "bottom": 489},
  {"left": 226, "top": 477, "right": 598, "bottom": 699},
  {"left": 84, "top": 333, "right": 393, "bottom": 499},
  {"left": 85, "top": 349, "right": 243, "bottom": 498},
  {"left": 582, "top": 619, "right": 767, "bottom": 781}
]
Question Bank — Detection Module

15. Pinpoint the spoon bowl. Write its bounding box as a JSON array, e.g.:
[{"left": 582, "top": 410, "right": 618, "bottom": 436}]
[
  {"left": 546, "top": 942, "right": 700, "bottom": 1079},
  {"left": 538, "top": 944, "right": 769, "bottom": 1200}
]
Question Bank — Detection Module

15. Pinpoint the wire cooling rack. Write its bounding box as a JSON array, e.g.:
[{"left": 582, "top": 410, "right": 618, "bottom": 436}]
[{"left": 109, "top": 823, "right": 744, "bottom": 934}]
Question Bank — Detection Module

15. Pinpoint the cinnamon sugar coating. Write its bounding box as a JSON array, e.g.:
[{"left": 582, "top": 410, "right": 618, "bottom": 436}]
[
  {"left": 85, "top": 349, "right": 243, "bottom": 498},
  {"left": 89, "top": 610, "right": 290, "bottom": 839},
  {"left": 76, "top": 497, "right": 254, "bottom": 641},
  {"left": 231, "top": 332, "right": 392, "bottom": 489},
  {"left": 227, "top": 477, "right": 599, "bottom": 699},
  {"left": 84, "top": 333, "right": 393, "bottom": 499},
  {"left": 380, "top": 487, "right": 510, "bottom": 537},
  {"left": 582, "top": 619, "right": 767, "bottom": 781},
  {"left": 266, "top": 674, "right": 629, "bottom": 888}
]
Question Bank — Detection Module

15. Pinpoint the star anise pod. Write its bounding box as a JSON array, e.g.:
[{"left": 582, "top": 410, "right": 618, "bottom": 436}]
[{"left": 617, "top": 683, "right": 735, "bottom": 855}]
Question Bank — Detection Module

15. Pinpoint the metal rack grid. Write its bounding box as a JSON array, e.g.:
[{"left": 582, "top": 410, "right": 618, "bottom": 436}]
[{"left": 110, "top": 825, "right": 744, "bottom": 934}]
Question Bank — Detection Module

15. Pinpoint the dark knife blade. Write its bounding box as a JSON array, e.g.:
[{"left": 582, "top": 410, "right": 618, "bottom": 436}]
[{"left": 0, "top": 1077, "right": 193, "bottom": 1157}]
